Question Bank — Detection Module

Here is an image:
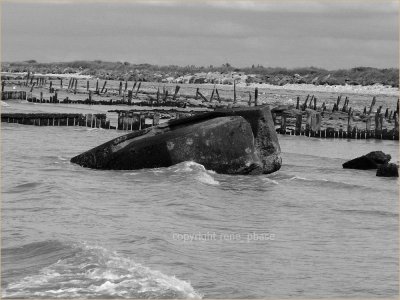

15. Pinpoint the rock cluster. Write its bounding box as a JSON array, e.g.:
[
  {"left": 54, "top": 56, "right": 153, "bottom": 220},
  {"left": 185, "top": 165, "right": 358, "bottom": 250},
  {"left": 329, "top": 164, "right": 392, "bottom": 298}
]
[{"left": 343, "top": 151, "right": 398, "bottom": 177}]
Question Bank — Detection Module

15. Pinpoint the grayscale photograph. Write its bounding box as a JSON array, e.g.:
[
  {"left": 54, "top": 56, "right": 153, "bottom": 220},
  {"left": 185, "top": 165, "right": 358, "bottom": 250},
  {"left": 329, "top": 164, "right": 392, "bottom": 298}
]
[{"left": 1, "top": 0, "right": 399, "bottom": 299}]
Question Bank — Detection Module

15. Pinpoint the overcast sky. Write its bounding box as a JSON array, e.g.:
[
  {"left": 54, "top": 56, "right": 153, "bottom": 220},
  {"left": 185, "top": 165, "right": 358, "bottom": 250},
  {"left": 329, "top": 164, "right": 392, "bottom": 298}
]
[{"left": 2, "top": 0, "right": 398, "bottom": 69}]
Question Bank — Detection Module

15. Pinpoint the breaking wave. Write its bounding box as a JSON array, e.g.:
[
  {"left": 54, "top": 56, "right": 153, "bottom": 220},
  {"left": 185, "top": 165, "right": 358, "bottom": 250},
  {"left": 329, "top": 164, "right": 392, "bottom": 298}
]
[
  {"left": 2, "top": 240, "right": 202, "bottom": 299},
  {"left": 172, "top": 161, "right": 220, "bottom": 186}
]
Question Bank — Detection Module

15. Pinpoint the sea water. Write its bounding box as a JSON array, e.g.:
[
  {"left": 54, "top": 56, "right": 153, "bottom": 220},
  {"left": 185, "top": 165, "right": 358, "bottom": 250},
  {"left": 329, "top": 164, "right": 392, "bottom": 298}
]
[{"left": 1, "top": 124, "right": 398, "bottom": 298}]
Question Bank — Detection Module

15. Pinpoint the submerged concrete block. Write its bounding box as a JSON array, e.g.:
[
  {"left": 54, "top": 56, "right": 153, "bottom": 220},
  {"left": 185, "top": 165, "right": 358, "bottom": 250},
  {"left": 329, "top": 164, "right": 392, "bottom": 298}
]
[
  {"left": 71, "top": 105, "right": 282, "bottom": 175},
  {"left": 71, "top": 116, "right": 263, "bottom": 174}
]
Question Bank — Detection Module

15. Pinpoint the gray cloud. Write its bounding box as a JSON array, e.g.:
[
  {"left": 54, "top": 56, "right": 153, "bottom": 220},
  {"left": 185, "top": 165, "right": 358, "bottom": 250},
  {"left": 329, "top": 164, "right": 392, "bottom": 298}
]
[{"left": 2, "top": 0, "right": 398, "bottom": 68}]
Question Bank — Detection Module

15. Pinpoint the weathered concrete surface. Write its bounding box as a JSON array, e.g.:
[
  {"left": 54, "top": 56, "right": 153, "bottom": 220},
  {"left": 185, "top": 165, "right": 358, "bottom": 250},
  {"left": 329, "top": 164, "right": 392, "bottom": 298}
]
[
  {"left": 215, "top": 105, "right": 281, "bottom": 174},
  {"left": 71, "top": 105, "right": 282, "bottom": 174}
]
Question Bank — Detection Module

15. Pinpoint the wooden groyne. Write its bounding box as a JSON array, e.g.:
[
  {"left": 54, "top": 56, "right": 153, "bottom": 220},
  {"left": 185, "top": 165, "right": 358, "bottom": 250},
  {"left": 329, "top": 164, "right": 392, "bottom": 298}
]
[
  {"left": 2, "top": 75, "right": 399, "bottom": 141},
  {"left": 0, "top": 109, "right": 205, "bottom": 131},
  {"left": 277, "top": 127, "right": 398, "bottom": 140},
  {"left": 1, "top": 113, "right": 112, "bottom": 128},
  {"left": 2, "top": 91, "right": 27, "bottom": 100},
  {"left": 272, "top": 102, "right": 399, "bottom": 140}
]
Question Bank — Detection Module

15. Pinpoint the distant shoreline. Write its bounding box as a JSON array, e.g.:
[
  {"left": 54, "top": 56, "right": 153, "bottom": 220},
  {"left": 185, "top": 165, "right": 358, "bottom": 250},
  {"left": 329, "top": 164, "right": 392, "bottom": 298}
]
[
  {"left": 2, "top": 61, "right": 399, "bottom": 88},
  {"left": 2, "top": 71, "right": 398, "bottom": 97}
]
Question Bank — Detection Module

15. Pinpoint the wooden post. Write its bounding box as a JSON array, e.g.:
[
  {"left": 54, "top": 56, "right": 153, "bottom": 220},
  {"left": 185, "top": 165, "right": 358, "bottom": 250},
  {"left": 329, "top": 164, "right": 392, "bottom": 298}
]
[
  {"left": 210, "top": 85, "right": 215, "bottom": 102},
  {"left": 295, "top": 114, "right": 302, "bottom": 134},
  {"left": 163, "top": 90, "right": 169, "bottom": 101},
  {"left": 215, "top": 88, "right": 221, "bottom": 103},
  {"left": 309, "top": 95, "right": 314, "bottom": 109},
  {"left": 153, "top": 113, "right": 160, "bottom": 126},
  {"left": 296, "top": 96, "right": 300, "bottom": 109},
  {"left": 394, "top": 112, "right": 399, "bottom": 138},
  {"left": 347, "top": 108, "right": 353, "bottom": 133},
  {"left": 341, "top": 97, "right": 348, "bottom": 112},
  {"left": 254, "top": 87, "right": 258, "bottom": 106},
  {"left": 40, "top": 91, "right": 43, "bottom": 102},
  {"left": 385, "top": 108, "right": 389, "bottom": 119},
  {"left": 310, "top": 113, "right": 317, "bottom": 131},
  {"left": 125, "top": 80, "right": 128, "bottom": 92},
  {"left": 280, "top": 115, "right": 287, "bottom": 133},
  {"left": 248, "top": 92, "right": 252, "bottom": 106},
  {"left": 315, "top": 113, "right": 321, "bottom": 132},
  {"left": 313, "top": 97, "right": 317, "bottom": 110},
  {"left": 135, "top": 82, "right": 141, "bottom": 97},
  {"left": 233, "top": 80, "right": 237, "bottom": 104},
  {"left": 132, "top": 81, "right": 137, "bottom": 93},
  {"left": 172, "top": 85, "right": 180, "bottom": 100},
  {"left": 101, "top": 81, "right": 107, "bottom": 93},
  {"left": 336, "top": 95, "right": 342, "bottom": 112},
  {"left": 375, "top": 112, "right": 382, "bottom": 135},
  {"left": 368, "top": 96, "right": 376, "bottom": 115},
  {"left": 128, "top": 90, "right": 133, "bottom": 105},
  {"left": 197, "top": 90, "right": 208, "bottom": 102},
  {"left": 119, "top": 81, "right": 122, "bottom": 95},
  {"left": 366, "top": 116, "right": 371, "bottom": 131},
  {"left": 302, "top": 95, "right": 309, "bottom": 111},
  {"left": 96, "top": 80, "right": 99, "bottom": 93},
  {"left": 86, "top": 80, "right": 89, "bottom": 91}
]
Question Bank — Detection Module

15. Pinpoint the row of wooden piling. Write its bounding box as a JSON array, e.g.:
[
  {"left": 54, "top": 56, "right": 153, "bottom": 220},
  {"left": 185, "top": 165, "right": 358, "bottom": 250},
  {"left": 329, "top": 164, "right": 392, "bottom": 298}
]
[
  {"left": 2, "top": 91, "right": 27, "bottom": 100},
  {"left": 278, "top": 127, "right": 399, "bottom": 140},
  {"left": 1, "top": 113, "right": 113, "bottom": 129},
  {"left": 0, "top": 111, "right": 171, "bottom": 132}
]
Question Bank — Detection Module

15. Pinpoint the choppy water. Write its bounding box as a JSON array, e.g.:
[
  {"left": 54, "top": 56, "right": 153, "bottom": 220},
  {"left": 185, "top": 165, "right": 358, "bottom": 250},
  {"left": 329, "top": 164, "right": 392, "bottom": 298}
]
[{"left": 2, "top": 124, "right": 398, "bottom": 298}]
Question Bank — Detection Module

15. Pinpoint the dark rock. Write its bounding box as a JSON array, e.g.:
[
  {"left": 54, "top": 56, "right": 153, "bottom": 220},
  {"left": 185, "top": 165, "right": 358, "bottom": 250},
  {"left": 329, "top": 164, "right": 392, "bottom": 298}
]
[
  {"left": 343, "top": 151, "right": 392, "bottom": 170},
  {"left": 365, "top": 151, "right": 391, "bottom": 165},
  {"left": 343, "top": 156, "right": 378, "bottom": 170},
  {"left": 71, "top": 105, "right": 281, "bottom": 175},
  {"left": 376, "top": 163, "right": 399, "bottom": 177}
]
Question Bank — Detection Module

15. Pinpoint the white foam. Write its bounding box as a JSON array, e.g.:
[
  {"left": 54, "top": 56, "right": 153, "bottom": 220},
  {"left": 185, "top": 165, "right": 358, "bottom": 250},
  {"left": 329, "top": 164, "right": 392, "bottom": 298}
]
[
  {"left": 3, "top": 242, "right": 202, "bottom": 299},
  {"left": 174, "top": 161, "right": 207, "bottom": 172},
  {"left": 196, "top": 172, "right": 220, "bottom": 186}
]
